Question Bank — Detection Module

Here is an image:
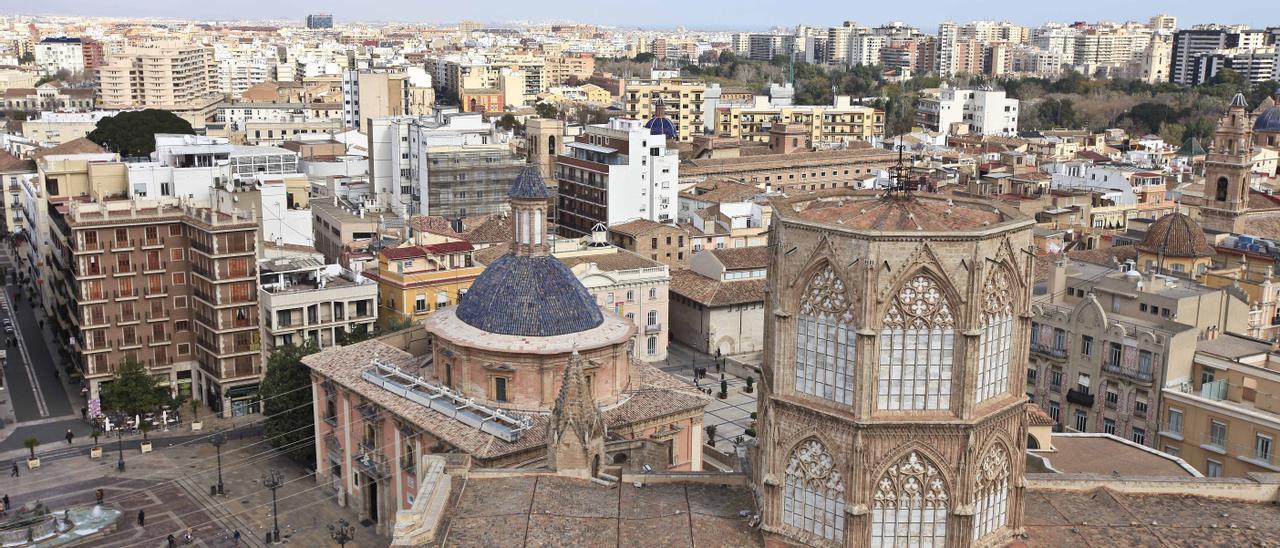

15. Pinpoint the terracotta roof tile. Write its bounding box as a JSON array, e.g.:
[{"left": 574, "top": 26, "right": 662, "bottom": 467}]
[
  {"left": 33, "top": 137, "right": 106, "bottom": 159},
  {"left": 670, "top": 270, "right": 765, "bottom": 307},
  {"left": 709, "top": 246, "right": 769, "bottom": 270}
]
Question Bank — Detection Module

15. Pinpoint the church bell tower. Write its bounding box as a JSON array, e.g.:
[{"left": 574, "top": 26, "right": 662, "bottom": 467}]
[{"left": 1201, "top": 92, "right": 1256, "bottom": 234}]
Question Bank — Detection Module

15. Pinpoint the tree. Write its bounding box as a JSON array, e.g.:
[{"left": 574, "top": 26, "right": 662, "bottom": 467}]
[
  {"left": 87, "top": 109, "right": 194, "bottom": 157},
  {"left": 24, "top": 437, "right": 39, "bottom": 460},
  {"left": 718, "top": 50, "right": 737, "bottom": 65},
  {"left": 534, "top": 102, "right": 560, "bottom": 120},
  {"left": 260, "top": 342, "right": 320, "bottom": 467},
  {"left": 1159, "top": 122, "right": 1186, "bottom": 147},
  {"left": 632, "top": 52, "right": 656, "bottom": 64},
  {"left": 495, "top": 113, "right": 523, "bottom": 132},
  {"left": 100, "top": 358, "right": 166, "bottom": 415}
]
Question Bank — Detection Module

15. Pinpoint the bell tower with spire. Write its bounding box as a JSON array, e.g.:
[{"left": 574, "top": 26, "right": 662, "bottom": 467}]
[
  {"left": 508, "top": 165, "right": 551, "bottom": 257},
  {"left": 1201, "top": 92, "right": 1256, "bottom": 234}
]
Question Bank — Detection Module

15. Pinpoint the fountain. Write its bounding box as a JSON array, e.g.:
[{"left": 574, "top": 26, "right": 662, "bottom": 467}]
[{"left": 0, "top": 502, "right": 122, "bottom": 547}]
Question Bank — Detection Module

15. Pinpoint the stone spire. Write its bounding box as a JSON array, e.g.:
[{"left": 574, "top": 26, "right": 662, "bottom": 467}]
[{"left": 547, "top": 350, "right": 606, "bottom": 478}]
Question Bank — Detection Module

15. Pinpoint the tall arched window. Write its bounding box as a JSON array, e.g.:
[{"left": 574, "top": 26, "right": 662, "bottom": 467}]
[
  {"left": 783, "top": 439, "right": 846, "bottom": 543},
  {"left": 973, "top": 444, "right": 1011, "bottom": 542},
  {"left": 647, "top": 310, "right": 658, "bottom": 326},
  {"left": 534, "top": 209, "right": 543, "bottom": 244},
  {"left": 1215, "top": 177, "right": 1229, "bottom": 201},
  {"left": 871, "top": 451, "right": 949, "bottom": 547},
  {"left": 977, "top": 268, "right": 1015, "bottom": 403},
  {"left": 879, "top": 274, "right": 955, "bottom": 411},
  {"left": 795, "top": 265, "right": 854, "bottom": 405}
]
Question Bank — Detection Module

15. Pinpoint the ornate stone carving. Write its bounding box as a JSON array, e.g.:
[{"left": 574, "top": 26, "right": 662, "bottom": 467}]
[
  {"left": 977, "top": 444, "right": 1010, "bottom": 487},
  {"left": 786, "top": 439, "right": 846, "bottom": 494},
  {"left": 883, "top": 274, "right": 955, "bottom": 328},
  {"left": 799, "top": 265, "right": 854, "bottom": 323},
  {"left": 982, "top": 267, "right": 1015, "bottom": 320},
  {"left": 873, "top": 451, "right": 949, "bottom": 510}
]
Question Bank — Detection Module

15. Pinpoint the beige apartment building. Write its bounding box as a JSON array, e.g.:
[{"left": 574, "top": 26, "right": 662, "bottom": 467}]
[
  {"left": 713, "top": 95, "right": 885, "bottom": 144},
  {"left": 98, "top": 42, "right": 222, "bottom": 127},
  {"left": 1159, "top": 333, "right": 1280, "bottom": 477},
  {"left": 622, "top": 79, "right": 706, "bottom": 142},
  {"left": 259, "top": 255, "right": 378, "bottom": 353},
  {"left": 1030, "top": 252, "right": 1249, "bottom": 449},
  {"left": 680, "top": 147, "right": 899, "bottom": 192},
  {"left": 48, "top": 197, "right": 263, "bottom": 417},
  {"left": 311, "top": 199, "right": 384, "bottom": 267}
]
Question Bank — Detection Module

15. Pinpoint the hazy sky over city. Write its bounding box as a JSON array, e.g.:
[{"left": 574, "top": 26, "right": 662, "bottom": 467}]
[{"left": 15, "top": 0, "right": 1267, "bottom": 30}]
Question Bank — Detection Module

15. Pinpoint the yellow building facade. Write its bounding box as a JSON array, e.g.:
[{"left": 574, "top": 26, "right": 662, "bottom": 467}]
[
  {"left": 714, "top": 95, "right": 885, "bottom": 144},
  {"left": 365, "top": 242, "right": 483, "bottom": 325}
]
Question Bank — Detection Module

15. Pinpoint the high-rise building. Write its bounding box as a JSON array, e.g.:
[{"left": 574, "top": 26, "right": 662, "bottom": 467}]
[
  {"left": 1149, "top": 14, "right": 1178, "bottom": 32},
  {"left": 621, "top": 78, "right": 706, "bottom": 143},
  {"left": 49, "top": 197, "right": 261, "bottom": 417},
  {"left": 1171, "top": 26, "right": 1269, "bottom": 85},
  {"left": 305, "top": 14, "right": 333, "bottom": 30},
  {"left": 33, "top": 37, "right": 84, "bottom": 76},
  {"left": 917, "top": 86, "right": 1019, "bottom": 136},
  {"left": 342, "top": 69, "right": 435, "bottom": 130},
  {"left": 98, "top": 42, "right": 222, "bottom": 126},
  {"left": 555, "top": 117, "right": 679, "bottom": 236},
  {"left": 756, "top": 188, "right": 1034, "bottom": 546}
]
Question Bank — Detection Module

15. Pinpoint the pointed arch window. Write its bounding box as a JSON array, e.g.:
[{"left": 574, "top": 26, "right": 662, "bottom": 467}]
[
  {"left": 871, "top": 451, "right": 949, "bottom": 547},
  {"left": 783, "top": 439, "right": 846, "bottom": 543},
  {"left": 795, "top": 265, "right": 855, "bottom": 405},
  {"left": 878, "top": 274, "right": 955, "bottom": 411},
  {"left": 977, "top": 268, "right": 1015, "bottom": 404},
  {"left": 973, "top": 444, "right": 1011, "bottom": 542}
]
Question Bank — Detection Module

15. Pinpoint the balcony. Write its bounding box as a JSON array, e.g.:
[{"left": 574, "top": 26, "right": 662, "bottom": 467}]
[
  {"left": 1031, "top": 343, "right": 1067, "bottom": 360},
  {"left": 645, "top": 322, "right": 662, "bottom": 334},
  {"left": 1102, "top": 362, "right": 1154, "bottom": 384},
  {"left": 141, "top": 238, "right": 163, "bottom": 249},
  {"left": 1067, "top": 388, "right": 1095, "bottom": 407}
]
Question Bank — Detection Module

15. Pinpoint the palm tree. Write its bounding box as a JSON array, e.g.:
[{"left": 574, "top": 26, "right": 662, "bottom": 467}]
[{"left": 23, "top": 437, "right": 39, "bottom": 460}]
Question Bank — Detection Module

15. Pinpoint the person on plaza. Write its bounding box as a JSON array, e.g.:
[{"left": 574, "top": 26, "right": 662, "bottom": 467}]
[
  {"left": 9, "top": 463, "right": 17, "bottom": 478},
  {"left": 64, "top": 429, "right": 73, "bottom": 444},
  {"left": 166, "top": 533, "right": 176, "bottom": 548},
  {"left": 2, "top": 493, "right": 9, "bottom": 510},
  {"left": 81, "top": 407, "right": 87, "bottom": 421},
  {"left": 182, "top": 528, "right": 193, "bottom": 544},
  {"left": 232, "top": 529, "right": 241, "bottom": 545},
  {"left": 137, "top": 509, "right": 145, "bottom": 526},
  {"left": 95, "top": 489, "right": 104, "bottom": 505}
]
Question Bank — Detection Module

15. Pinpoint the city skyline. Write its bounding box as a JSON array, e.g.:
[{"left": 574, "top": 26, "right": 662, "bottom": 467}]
[{"left": 7, "top": 1, "right": 1269, "bottom": 31}]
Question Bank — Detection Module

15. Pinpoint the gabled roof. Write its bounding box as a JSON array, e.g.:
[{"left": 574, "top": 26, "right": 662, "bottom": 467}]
[
  {"left": 0, "top": 150, "right": 35, "bottom": 172},
  {"left": 609, "top": 218, "right": 680, "bottom": 237},
  {"left": 709, "top": 246, "right": 769, "bottom": 270},
  {"left": 33, "top": 137, "right": 106, "bottom": 159}
]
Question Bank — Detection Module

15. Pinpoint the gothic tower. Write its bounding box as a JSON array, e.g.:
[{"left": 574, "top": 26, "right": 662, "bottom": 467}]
[
  {"left": 1200, "top": 93, "right": 1256, "bottom": 234},
  {"left": 756, "top": 190, "right": 1034, "bottom": 547}
]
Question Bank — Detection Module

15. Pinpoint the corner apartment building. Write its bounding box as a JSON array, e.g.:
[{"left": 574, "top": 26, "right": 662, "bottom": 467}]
[
  {"left": 48, "top": 197, "right": 263, "bottom": 417},
  {"left": 98, "top": 42, "right": 222, "bottom": 127},
  {"left": 311, "top": 198, "right": 384, "bottom": 268},
  {"left": 916, "top": 85, "right": 1019, "bottom": 136},
  {"left": 363, "top": 242, "right": 483, "bottom": 324},
  {"left": 555, "top": 118, "right": 678, "bottom": 236},
  {"left": 259, "top": 255, "right": 378, "bottom": 353},
  {"left": 342, "top": 69, "right": 434, "bottom": 130},
  {"left": 713, "top": 95, "right": 884, "bottom": 145},
  {"left": 622, "top": 79, "right": 706, "bottom": 142},
  {"left": 1029, "top": 257, "right": 1249, "bottom": 448}
]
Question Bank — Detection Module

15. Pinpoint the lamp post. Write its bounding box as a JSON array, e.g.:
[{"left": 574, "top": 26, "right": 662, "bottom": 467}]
[
  {"left": 328, "top": 518, "right": 355, "bottom": 547},
  {"left": 115, "top": 428, "right": 125, "bottom": 472},
  {"left": 262, "top": 469, "right": 283, "bottom": 544},
  {"left": 210, "top": 429, "right": 227, "bottom": 495}
]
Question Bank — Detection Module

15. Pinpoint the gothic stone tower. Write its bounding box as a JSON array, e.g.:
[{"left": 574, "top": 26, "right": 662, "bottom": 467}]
[
  {"left": 756, "top": 190, "right": 1035, "bottom": 547},
  {"left": 1200, "top": 93, "right": 1255, "bottom": 234}
]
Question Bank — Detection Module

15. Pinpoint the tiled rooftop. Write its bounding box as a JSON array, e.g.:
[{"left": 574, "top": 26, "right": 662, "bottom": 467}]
[
  {"left": 670, "top": 270, "right": 765, "bottom": 307},
  {"left": 455, "top": 254, "right": 604, "bottom": 337},
  {"left": 795, "top": 194, "right": 1008, "bottom": 232}
]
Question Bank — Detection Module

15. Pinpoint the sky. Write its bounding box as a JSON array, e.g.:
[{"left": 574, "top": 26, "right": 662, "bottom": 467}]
[{"left": 12, "top": 0, "right": 1270, "bottom": 31}]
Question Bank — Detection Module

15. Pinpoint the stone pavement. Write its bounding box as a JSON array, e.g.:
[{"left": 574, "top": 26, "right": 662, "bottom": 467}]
[
  {"left": 0, "top": 435, "right": 386, "bottom": 547},
  {"left": 659, "top": 343, "right": 760, "bottom": 453}
]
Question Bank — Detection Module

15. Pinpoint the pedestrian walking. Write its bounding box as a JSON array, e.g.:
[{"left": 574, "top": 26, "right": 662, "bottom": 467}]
[
  {"left": 9, "top": 463, "right": 17, "bottom": 478},
  {"left": 3, "top": 493, "right": 9, "bottom": 510},
  {"left": 95, "top": 489, "right": 103, "bottom": 505},
  {"left": 166, "top": 534, "right": 176, "bottom": 548},
  {"left": 65, "top": 429, "right": 73, "bottom": 444},
  {"left": 137, "top": 509, "right": 145, "bottom": 526},
  {"left": 232, "top": 529, "right": 241, "bottom": 546},
  {"left": 81, "top": 407, "right": 87, "bottom": 421}
]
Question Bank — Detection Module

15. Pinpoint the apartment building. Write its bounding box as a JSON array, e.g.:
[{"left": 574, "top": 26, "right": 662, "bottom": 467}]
[
  {"left": 713, "top": 95, "right": 884, "bottom": 145},
  {"left": 1171, "top": 26, "right": 1270, "bottom": 85},
  {"left": 622, "top": 79, "right": 706, "bottom": 142},
  {"left": 48, "top": 197, "right": 262, "bottom": 417},
  {"left": 311, "top": 198, "right": 385, "bottom": 268},
  {"left": 555, "top": 118, "right": 678, "bottom": 236},
  {"left": 98, "top": 42, "right": 222, "bottom": 127},
  {"left": 21, "top": 111, "right": 113, "bottom": 146},
  {"left": 0, "top": 152, "right": 36, "bottom": 236},
  {"left": 33, "top": 37, "right": 83, "bottom": 76},
  {"left": 679, "top": 147, "right": 898, "bottom": 192},
  {"left": 607, "top": 218, "right": 688, "bottom": 269},
  {"left": 341, "top": 69, "right": 434, "bottom": 130},
  {"left": 259, "top": 255, "right": 378, "bottom": 353},
  {"left": 544, "top": 52, "right": 595, "bottom": 86},
  {"left": 1029, "top": 254, "right": 1249, "bottom": 448},
  {"left": 917, "top": 85, "right": 1019, "bottom": 136},
  {"left": 365, "top": 241, "right": 483, "bottom": 324},
  {"left": 1160, "top": 333, "right": 1280, "bottom": 477}
]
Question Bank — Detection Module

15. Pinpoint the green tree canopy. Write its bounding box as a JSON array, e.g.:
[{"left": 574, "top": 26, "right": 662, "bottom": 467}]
[
  {"left": 534, "top": 102, "right": 560, "bottom": 120},
  {"left": 87, "top": 109, "right": 194, "bottom": 157},
  {"left": 260, "top": 342, "right": 321, "bottom": 467},
  {"left": 100, "top": 358, "right": 166, "bottom": 415}
]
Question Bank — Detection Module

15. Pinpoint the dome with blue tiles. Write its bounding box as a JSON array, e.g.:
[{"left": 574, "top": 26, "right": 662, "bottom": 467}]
[
  {"left": 455, "top": 253, "right": 603, "bottom": 336},
  {"left": 1255, "top": 105, "right": 1280, "bottom": 133},
  {"left": 644, "top": 116, "right": 677, "bottom": 139}
]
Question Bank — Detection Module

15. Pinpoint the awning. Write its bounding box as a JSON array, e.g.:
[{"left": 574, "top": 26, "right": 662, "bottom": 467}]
[{"left": 224, "top": 384, "right": 260, "bottom": 399}]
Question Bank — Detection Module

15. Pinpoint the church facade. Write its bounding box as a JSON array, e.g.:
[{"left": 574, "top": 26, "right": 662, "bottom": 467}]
[{"left": 755, "top": 189, "right": 1035, "bottom": 547}]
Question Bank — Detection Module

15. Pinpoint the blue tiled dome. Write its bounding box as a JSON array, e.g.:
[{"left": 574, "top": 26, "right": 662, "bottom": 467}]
[
  {"left": 1255, "top": 107, "right": 1280, "bottom": 133},
  {"left": 456, "top": 254, "right": 603, "bottom": 337},
  {"left": 644, "top": 116, "right": 677, "bottom": 139}
]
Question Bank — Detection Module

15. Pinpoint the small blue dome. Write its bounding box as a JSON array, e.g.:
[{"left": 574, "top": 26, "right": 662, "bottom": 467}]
[
  {"left": 644, "top": 116, "right": 677, "bottom": 139},
  {"left": 1255, "top": 107, "right": 1280, "bottom": 133},
  {"left": 456, "top": 254, "right": 603, "bottom": 337}
]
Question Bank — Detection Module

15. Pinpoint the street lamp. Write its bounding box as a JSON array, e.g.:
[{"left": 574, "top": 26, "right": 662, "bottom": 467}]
[
  {"left": 262, "top": 468, "right": 283, "bottom": 544},
  {"left": 209, "top": 429, "right": 227, "bottom": 495},
  {"left": 328, "top": 518, "right": 355, "bottom": 547},
  {"left": 115, "top": 428, "right": 125, "bottom": 472}
]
